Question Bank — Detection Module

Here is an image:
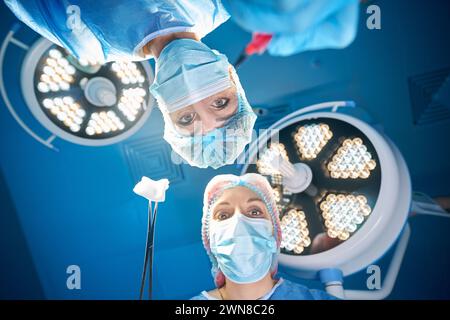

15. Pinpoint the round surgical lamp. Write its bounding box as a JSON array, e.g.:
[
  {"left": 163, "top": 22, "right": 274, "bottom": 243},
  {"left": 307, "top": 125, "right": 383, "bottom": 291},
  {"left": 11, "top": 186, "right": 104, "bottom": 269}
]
[
  {"left": 241, "top": 101, "right": 412, "bottom": 299},
  {"left": 1, "top": 31, "right": 155, "bottom": 148}
]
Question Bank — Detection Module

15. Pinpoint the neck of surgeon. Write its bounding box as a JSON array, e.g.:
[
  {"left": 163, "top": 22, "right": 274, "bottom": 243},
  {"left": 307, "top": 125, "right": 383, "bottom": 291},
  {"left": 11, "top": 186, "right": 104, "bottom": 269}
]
[
  {"left": 143, "top": 32, "right": 200, "bottom": 58},
  {"left": 222, "top": 272, "right": 276, "bottom": 300}
]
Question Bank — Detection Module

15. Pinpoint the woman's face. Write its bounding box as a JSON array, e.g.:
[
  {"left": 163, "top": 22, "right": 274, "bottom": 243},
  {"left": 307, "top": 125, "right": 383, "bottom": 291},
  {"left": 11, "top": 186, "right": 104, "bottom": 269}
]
[
  {"left": 168, "top": 85, "right": 238, "bottom": 135},
  {"left": 211, "top": 186, "right": 271, "bottom": 223}
]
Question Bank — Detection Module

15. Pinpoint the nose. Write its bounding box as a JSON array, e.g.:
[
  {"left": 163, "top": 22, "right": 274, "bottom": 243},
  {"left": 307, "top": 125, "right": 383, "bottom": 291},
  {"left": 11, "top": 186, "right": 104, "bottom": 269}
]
[
  {"left": 198, "top": 117, "right": 221, "bottom": 134},
  {"left": 194, "top": 106, "right": 224, "bottom": 134},
  {"left": 234, "top": 207, "right": 243, "bottom": 216}
]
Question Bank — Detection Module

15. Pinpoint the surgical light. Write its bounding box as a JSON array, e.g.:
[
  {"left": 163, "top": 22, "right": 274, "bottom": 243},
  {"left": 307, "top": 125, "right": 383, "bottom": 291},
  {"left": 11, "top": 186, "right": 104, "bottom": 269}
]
[
  {"left": 242, "top": 101, "right": 412, "bottom": 300},
  {"left": 19, "top": 38, "right": 155, "bottom": 147}
]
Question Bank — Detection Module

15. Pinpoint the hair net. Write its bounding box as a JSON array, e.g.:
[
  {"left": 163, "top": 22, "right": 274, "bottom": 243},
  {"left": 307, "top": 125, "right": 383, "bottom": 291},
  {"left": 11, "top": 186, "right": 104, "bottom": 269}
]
[
  {"left": 150, "top": 39, "right": 256, "bottom": 169},
  {"left": 201, "top": 173, "right": 282, "bottom": 287}
]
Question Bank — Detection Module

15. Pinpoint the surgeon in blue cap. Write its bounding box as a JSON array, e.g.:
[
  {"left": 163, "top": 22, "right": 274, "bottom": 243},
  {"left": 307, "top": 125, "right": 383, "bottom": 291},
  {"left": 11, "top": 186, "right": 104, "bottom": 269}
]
[{"left": 4, "top": 0, "right": 359, "bottom": 169}]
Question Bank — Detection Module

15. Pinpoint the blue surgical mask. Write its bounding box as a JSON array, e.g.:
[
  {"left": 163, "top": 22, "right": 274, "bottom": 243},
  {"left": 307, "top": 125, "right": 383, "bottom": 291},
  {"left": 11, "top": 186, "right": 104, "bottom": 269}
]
[{"left": 209, "top": 213, "right": 277, "bottom": 284}]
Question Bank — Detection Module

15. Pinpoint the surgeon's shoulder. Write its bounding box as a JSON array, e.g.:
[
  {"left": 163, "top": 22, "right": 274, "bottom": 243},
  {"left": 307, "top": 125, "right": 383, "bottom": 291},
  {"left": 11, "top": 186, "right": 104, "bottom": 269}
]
[{"left": 270, "top": 278, "right": 338, "bottom": 300}]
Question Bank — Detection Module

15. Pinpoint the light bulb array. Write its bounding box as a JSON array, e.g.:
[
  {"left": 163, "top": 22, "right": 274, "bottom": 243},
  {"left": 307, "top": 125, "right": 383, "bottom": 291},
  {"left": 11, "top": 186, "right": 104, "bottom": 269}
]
[
  {"left": 111, "top": 61, "right": 145, "bottom": 85},
  {"left": 272, "top": 187, "right": 281, "bottom": 203},
  {"left": 78, "top": 57, "right": 101, "bottom": 67},
  {"left": 280, "top": 208, "right": 311, "bottom": 254},
  {"left": 272, "top": 185, "right": 293, "bottom": 212},
  {"left": 320, "top": 193, "right": 371, "bottom": 241},
  {"left": 37, "top": 49, "right": 75, "bottom": 93},
  {"left": 294, "top": 123, "right": 333, "bottom": 159},
  {"left": 42, "top": 96, "right": 85, "bottom": 132},
  {"left": 85, "top": 111, "right": 125, "bottom": 136},
  {"left": 118, "top": 87, "right": 147, "bottom": 122},
  {"left": 270, "top": 174, "right": 283, "bottom": 186},
  {"left": 327, "top": 138, "right": 376, "bottom": 179}
]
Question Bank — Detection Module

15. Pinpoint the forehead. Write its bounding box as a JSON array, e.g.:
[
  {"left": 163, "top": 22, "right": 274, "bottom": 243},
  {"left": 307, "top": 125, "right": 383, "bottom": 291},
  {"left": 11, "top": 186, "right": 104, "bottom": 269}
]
[{"left": 213, "top": 186, "right": 261, "bottom": 206}]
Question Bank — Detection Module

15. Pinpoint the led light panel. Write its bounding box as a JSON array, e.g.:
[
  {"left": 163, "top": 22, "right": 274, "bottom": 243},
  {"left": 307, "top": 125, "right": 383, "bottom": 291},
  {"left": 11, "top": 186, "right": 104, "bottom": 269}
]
[
  {"left": 320, "top": 193, "right": 372, "bottom": 240},
  {"left": 294, "top": 123, "right": 333, "bottom": 159},
  {"left": 280, "top": 208, "right": 311, "bottom": 254},
  {"left": 327, "top": 138, "right": 376, "bottom": 179}
]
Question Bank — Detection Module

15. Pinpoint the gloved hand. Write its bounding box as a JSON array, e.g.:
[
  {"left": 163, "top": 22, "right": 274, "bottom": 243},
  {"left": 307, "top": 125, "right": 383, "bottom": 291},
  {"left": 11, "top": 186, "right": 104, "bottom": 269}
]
[{"left": 223, "top": 0, "right": 360, "bottom": 56}]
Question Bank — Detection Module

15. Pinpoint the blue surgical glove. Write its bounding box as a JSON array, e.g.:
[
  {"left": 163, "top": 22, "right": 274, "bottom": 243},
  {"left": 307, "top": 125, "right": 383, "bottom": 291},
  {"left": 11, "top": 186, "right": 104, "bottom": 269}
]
[{"left": 223, "top": 0, "right": 360, "bottom": 56}]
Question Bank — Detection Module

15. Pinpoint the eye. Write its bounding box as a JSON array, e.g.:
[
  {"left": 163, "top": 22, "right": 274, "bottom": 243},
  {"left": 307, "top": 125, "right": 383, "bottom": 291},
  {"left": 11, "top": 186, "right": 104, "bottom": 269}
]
[
  {"left": 248, "top": 208, "right": 263, "bottom": 217},
  {"left": 211, "top": 97, "right": 229, "bottom": 109},
  {"left": 177, "top": 112, "right": 196, "bottom": 126},
  {"left": 216, "top": 211, "right": 231, "bottom": 221}
]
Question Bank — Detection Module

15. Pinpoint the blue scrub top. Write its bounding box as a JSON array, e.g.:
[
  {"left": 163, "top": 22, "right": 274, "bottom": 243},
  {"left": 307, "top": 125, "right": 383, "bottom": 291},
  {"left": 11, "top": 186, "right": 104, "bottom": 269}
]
[
  {"left": 191, "top": 278, "right": 337, "bottom": 300},
  {"left": 5, "top": 0, "right": 359, "bottom": 61},
  {"left": 4, "top": 0, "right": 230, "bottom": 63}
]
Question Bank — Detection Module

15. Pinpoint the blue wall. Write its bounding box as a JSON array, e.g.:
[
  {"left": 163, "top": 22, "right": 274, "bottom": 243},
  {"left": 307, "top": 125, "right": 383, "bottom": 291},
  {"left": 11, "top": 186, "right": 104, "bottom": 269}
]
[
  {"left": 0, "top": 167, "right": 44, "bottom": 299},
  {"left": 0, "top": 0, "right": 449, "bottom": 299}
]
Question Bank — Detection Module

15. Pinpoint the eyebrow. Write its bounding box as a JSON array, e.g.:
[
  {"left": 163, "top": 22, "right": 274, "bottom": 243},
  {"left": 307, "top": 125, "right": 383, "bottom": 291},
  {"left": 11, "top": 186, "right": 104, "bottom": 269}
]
[
  {"left": 247, "top": 198, "right": 264, "bottom": 204},
  {"left": 214, "top": 198, "right": 263, "bottom": 208},
  {"left": 214, "top": 201, "right": 230, "bottom": 207}
]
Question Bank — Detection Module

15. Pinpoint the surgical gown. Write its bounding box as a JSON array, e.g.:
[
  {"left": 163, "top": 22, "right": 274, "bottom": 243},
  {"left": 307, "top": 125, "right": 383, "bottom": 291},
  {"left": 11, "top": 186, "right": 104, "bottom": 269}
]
[
  {"left": 4, "top": 0, "right": 230, "bottom": 63},
  {"left": 5, "top": 0, "right": 359, "bottom": 61},
  {"left": 190, "top": 278, "right": 337, "bottom": 300}
]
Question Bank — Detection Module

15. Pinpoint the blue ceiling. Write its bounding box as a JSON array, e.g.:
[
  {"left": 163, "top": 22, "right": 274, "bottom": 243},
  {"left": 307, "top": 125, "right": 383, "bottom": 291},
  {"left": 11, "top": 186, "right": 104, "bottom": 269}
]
[{"left": 0, "top": 0, "right": 449, "bottom": 299}]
